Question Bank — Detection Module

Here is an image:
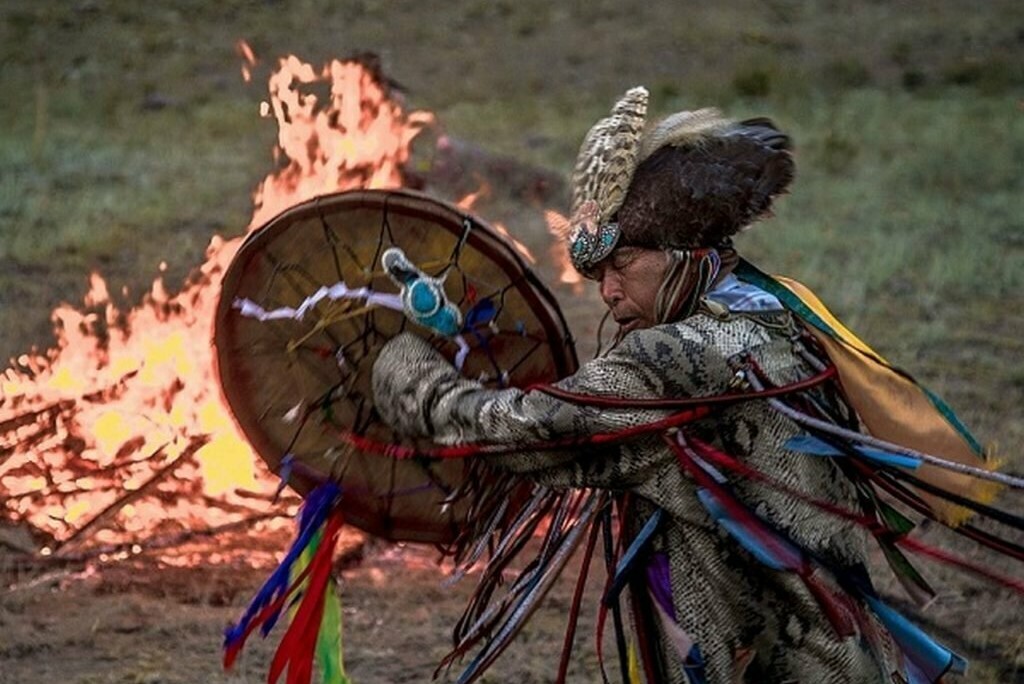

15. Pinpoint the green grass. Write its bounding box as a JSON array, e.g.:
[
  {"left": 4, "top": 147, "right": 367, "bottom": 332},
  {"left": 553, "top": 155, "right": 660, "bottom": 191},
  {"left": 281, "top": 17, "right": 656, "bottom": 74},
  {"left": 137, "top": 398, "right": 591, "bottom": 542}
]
[
  {"left": 1, "top": 93, "right": 266, "bottom": 261},
  {"left": 742, "top": 90, "right": 1024, "bottom": 308}
]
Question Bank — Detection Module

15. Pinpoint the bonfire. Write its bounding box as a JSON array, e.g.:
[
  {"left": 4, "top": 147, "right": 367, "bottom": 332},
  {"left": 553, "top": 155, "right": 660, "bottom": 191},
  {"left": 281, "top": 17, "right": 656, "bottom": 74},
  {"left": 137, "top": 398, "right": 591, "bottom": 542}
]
[{"left": 0, "top": 47, "right": 439, "bottom": 567}]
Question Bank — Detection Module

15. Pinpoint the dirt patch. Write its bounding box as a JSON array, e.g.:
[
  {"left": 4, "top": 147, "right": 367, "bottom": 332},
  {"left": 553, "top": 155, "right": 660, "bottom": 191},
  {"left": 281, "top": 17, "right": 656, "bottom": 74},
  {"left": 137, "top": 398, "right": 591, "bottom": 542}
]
[{"left": 1, "top": 537, "right": 612, "bottom": 684}]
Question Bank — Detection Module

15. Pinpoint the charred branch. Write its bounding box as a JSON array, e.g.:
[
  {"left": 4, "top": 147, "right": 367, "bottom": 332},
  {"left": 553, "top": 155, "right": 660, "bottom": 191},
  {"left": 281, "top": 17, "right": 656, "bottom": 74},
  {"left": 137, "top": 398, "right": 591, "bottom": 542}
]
[{"left": 52, "top": 435, "right": 211, "bottom": 558}]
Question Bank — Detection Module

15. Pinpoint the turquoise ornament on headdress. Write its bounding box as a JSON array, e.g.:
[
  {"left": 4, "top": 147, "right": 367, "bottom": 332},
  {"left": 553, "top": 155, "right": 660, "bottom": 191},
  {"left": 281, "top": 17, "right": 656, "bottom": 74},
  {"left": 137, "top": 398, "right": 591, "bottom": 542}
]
[{"left": 567, "top": 198, "right": 622, "bottom": 275}]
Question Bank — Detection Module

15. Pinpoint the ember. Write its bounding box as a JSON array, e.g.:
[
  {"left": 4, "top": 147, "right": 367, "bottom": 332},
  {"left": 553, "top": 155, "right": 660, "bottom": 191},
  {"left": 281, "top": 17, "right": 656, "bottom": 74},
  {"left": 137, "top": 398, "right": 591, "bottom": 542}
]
[{"left": 0, "top": 48, "right": 434, "bottom": 565}]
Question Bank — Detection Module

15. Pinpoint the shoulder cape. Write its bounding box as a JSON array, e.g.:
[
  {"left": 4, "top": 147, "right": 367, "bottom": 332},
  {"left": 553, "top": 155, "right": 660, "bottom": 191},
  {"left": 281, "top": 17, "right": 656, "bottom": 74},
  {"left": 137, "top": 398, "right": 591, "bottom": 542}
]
[{"left": 734, "top": 259, "right": 1000, "bottom": 526}]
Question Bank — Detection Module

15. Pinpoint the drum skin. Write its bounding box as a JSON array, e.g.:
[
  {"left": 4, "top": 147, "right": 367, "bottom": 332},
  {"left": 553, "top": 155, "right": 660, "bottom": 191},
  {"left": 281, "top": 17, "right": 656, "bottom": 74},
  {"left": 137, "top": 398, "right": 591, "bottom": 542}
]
[{"left": 214, "top": 189, "right": 577, "bottom": 544}]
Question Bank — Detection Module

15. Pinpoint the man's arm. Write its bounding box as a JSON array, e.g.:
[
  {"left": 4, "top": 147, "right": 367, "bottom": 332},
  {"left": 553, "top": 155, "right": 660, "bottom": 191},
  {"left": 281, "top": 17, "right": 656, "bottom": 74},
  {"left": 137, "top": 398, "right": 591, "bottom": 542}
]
[{"left": 371, "top": 324, "right": 732, "bottom": 467}]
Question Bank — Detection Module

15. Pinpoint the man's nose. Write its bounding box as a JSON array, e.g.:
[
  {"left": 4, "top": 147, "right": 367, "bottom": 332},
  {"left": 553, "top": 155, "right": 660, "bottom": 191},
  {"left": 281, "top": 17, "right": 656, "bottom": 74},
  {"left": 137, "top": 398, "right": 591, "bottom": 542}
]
[{"left": 600, "top": 275, "right": 622, "bottom": 306}]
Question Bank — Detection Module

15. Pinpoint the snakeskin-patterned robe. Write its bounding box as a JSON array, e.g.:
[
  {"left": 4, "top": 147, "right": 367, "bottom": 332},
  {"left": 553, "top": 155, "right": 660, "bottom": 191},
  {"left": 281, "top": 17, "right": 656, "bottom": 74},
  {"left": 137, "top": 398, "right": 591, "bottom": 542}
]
[{"left": 373, "top": 309, "right": 894, "bottom": 683}]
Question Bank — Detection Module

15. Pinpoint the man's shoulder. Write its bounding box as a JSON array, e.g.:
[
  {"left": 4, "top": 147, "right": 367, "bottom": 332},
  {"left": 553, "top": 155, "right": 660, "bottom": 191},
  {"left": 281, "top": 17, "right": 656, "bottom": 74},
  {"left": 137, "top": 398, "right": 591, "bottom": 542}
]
[
  {"left": 623, "top": 311, "right": 791, "bottom": 354},
  {"left": 610, "top": 314, "right": 786, "bottom": 392},
  {"left": 612, "top": 316, "right": 743, "bottom": 374},
  {"left": 608, "top": 314, "right": 793, "bottom": 390}
]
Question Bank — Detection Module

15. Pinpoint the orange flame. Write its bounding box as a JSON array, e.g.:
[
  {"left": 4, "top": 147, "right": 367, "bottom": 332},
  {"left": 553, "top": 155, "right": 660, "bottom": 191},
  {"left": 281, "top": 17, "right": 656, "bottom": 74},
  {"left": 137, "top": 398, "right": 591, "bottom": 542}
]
[
  {"left": 236, "top": 39, "right": 257, "bottom": 84},
  {"left": 251, "top": 56, "right": 434, "bottom": 228},
  {"left": 457, "top": 182, "right": 536, "bottom": 265},
  {"left": 0, "top": 53, "right": 433, "bottom": 559},
  {"left": 544, "top": 209, "right": 583, "bottom": 292}
]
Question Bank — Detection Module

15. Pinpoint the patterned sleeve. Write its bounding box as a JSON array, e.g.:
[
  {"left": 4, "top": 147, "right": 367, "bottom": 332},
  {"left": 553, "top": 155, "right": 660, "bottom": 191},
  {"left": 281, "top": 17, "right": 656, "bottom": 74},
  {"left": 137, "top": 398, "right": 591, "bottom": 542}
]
[{"left": 371, "top": 325, "right": 734, "bottom": 479}]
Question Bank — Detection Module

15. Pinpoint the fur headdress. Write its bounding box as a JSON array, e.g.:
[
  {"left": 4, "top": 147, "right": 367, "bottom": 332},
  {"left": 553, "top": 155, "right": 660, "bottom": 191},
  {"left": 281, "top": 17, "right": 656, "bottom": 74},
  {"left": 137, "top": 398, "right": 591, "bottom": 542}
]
[{"left": 567, "top": 87, "right": 794, "bottom": 276}]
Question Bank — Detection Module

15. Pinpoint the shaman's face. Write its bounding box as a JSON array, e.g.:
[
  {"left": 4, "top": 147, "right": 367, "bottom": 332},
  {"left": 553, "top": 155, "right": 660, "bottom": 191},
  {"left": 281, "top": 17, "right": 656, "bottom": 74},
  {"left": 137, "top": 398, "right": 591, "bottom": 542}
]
[{"left": 593, "top": 246, "right": 669, "bottom": 333}]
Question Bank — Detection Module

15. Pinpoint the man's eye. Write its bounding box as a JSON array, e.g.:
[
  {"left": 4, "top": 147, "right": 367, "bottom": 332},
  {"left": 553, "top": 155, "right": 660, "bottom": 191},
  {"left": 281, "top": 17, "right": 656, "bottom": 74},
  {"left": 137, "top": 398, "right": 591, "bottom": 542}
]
[{"left": 614, "top": 253, "right": 636, "bottom": 269}]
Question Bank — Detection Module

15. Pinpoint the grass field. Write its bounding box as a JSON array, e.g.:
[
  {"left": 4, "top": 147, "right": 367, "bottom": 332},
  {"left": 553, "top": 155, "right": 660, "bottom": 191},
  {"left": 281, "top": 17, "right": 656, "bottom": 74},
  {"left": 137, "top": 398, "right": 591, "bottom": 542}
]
[{"left": 2, "top": 1, "right": 1023, "bottom": 681}]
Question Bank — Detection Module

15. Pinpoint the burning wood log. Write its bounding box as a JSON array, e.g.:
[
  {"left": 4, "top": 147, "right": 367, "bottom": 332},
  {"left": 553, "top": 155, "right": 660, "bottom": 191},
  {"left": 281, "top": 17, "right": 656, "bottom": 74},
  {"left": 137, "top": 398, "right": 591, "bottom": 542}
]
[
  {"left": 28, "top": 510, "right": 284, "bottom": 565},
  {"left": 51, "top": 434, "right": 211, "bottom": 557},
  {"left": 0, "top": 399, "right": 73, "bottom": 440},
  {"left": 0, "top": 399, "right": 74, "bottom": 467}
]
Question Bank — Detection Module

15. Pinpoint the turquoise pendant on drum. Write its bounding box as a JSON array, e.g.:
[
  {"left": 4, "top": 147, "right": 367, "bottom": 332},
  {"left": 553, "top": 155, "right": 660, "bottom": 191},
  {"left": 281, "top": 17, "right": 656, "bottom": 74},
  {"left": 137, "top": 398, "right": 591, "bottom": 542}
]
[{"left": 382, "top": 247, "right": 463, "bottom": 337}]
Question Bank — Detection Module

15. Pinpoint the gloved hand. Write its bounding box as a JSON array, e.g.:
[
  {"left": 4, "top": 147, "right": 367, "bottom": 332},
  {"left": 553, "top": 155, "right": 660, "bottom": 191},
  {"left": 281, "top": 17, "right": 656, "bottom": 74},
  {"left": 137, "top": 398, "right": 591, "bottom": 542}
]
[{"left": 371, "top": 332, "right": 462, "bottom": 439}]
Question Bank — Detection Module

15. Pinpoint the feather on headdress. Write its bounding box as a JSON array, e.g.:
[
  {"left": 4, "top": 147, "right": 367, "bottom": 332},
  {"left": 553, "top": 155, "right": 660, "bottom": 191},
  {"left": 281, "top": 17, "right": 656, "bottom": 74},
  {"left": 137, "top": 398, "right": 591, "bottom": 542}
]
[
  {"left": 570, "top": 86, "right": 649, "bottom": 217},
  {"left": 567, "top": 88, "right": 793, "bottom": 275},
  {"left": 567, "top": 86, "right": 649, "bottom": 274}
]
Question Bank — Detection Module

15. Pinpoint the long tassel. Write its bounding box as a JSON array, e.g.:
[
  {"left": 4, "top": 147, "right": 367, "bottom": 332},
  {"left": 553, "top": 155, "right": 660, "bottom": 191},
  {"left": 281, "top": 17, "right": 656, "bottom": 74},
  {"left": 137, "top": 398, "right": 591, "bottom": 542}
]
[
  {"left": 737, "top": 358, "right": 1024, "bottom": 586},
  {"left": 555, "top": 505, "right": 604, "bottom": 684},
  {"left": 269, "top": 511, "right": 347, "bottom": 684},
  {"left": 687, "top": 433, "right": 1024, "bottom": 594},
  {"left": 674, "top": 434, "right": 869, "bottom": 637},
  {"left": 446, "top": 490, "right": 564, "bottom": 659},
  {"left": 672, "top": 434, "right": 977, "bottom": 682},
  {"left": 286, "top": 528, "right": 346, "bottom": 684},
  {"left": 854, "top": 460, "right": 1024, "bottom": 563},
  {"left": 223, "top": 482, "right": 348, "bottom": 684},
  {"left": 601, "top": 504, "right": 632, "bottom": 684},
  {"left": 445, "top": 491, "right": 603, "bottom": 684},
  {"left": 630, "top": 562, "right": 669, "bottom": 684},
  {"left": 316, "top": 578, "right": 348, "bottom": 684},
  {"left": 862, "top": 595, "right": 967, "bottom": 682}
]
